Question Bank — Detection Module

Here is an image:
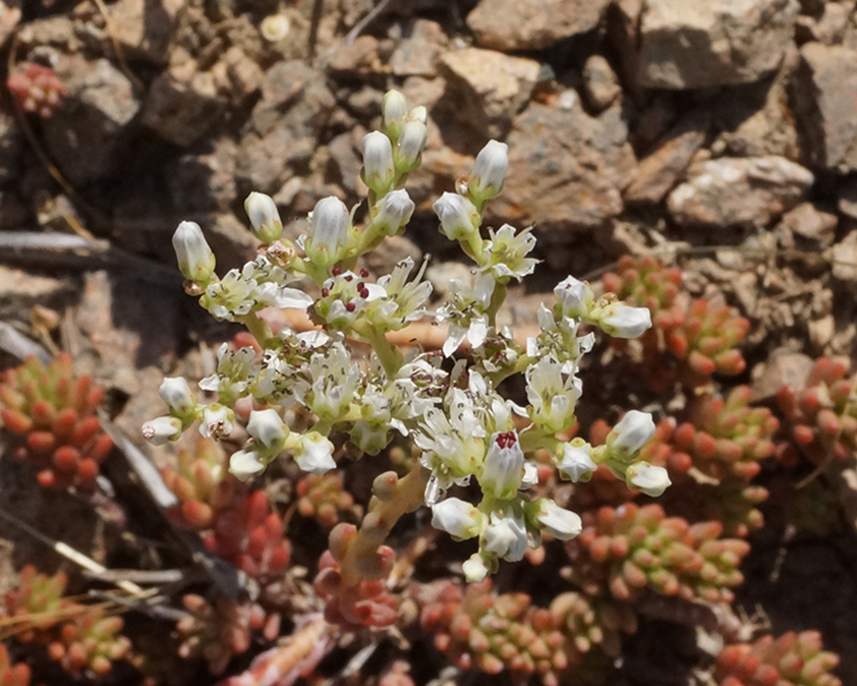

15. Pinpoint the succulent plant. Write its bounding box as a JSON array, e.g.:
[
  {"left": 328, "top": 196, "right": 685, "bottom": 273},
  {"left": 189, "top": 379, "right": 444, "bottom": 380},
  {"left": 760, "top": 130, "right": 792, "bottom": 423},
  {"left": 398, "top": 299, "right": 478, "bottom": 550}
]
[
  {"left": 0, "top": 354, "right": 113, "bottom": 490},
  {"left": 296, "top": 471, "right": 355, "bottom": 528},
  {"left": 6, "top": 62, "right": 66, "bottom": 118},
  {"left": 0, "top": 644, "right": 30, "bottom": 686}
]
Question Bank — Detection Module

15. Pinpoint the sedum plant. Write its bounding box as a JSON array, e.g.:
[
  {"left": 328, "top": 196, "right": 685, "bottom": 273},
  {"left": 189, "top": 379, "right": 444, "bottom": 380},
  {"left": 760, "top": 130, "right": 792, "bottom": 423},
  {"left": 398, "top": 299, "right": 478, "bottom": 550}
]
[{"left": 143, "top": 89, "right": 667, "bottom": 612}]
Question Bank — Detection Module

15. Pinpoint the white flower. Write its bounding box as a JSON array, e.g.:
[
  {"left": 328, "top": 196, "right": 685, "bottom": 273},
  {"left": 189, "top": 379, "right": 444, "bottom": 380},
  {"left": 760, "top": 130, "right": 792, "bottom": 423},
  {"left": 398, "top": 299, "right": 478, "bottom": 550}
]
[
  {"left": 396, "top": 119, "right": 427, "bottom": 171},
  {"left": 609, "top": 410, "right": 655, "bottom": 454},
  {"left": 626, "top": 463, "right": 671, "bottom": 497},
  {"left": 408, "top": 105, "right": 427, "bottom": 124},
  {"left": 372, "top": 257, "right": 433, "bottom": 328},
  {"left": 479, "top": 430, "right": 524, "bottom": 500},
  {"left": 469, "top": 140, "right": 508, "bottom": 202},
  {"left": 244, "top": 192, "right": 283, "bottom": 243},
  {"left": 200, "top": 404, "right": 234, "bottom": 439},
  {"left": 440, "top": 275, "right": 494, "bottom": 357},
  {"left": 306, "top": 343, "right": 360, "bottom": 420},
  {"left": 172, "top": 221, "right": 216, "bottom": 283},
  {"left": 295, "top": 432, "right": 336, "bottom": 475},
  {"left": 554, "top": 276, "right": 593, "bottom": 318},
  {"left": 598, "top": 304, "right": 652, "bottom": 339},
  {"left": 372, "top": 189, "right": 415, "bottom": 237},
  {"left": 246, "top": 408, "right": 286, "bottom": 448},
  {"left": 431, "top": 497, "right": 483, "bottom": 541},
  {"left": 305, "top": 196, "right": 349, "bottom": 267},
  {"left": 362, "top": 131, "right": 396, "bottom": 193},
  {"left": 229, "top": 449, "right": 266, "bottom": 481},
  {"left": 381, "top": 90, "right": 408, "bottom": 135},
  {"left": 158, "top": 377, "right": 195, "bottom": 416},
  {"left": 480, "top": 224, "right": 538, "bottom": 282},
  {"left": 521, "top": 461, "right": 539, "bottom": 489},
  {"left": 534, "top": 499, "right": 582, "bottom": 540},
  {"left": 432, "top": 192, "right": 479, "bottom": 242},
  {"left": 525, "top": 355, "right": 580, "bottom": 432},
  {"left": 482, "top": 508, "right": 527, "bottom": 561},
  {"left": 142, "top": 416, "right": 182, "bottom": 445},
  {"left": 462, "top": 553, "right": 489, "bottom": 583},
  {"left": 557, "top": 441, "right": 597, "bottom": 482}
]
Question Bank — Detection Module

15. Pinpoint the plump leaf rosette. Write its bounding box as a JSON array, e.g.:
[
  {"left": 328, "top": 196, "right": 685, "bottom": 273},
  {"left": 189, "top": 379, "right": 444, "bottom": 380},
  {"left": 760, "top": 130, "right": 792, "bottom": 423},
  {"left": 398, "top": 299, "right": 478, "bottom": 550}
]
[
  {"left": 715, "top": 631, "right": 841, "bottom": 686},
  {"left": 145, "top": 88, "right": 666, "bottom": 587},
  {"left": 0, "top": 354, "right": 113, "bottom": 490},
  {"left": 0, "top": 643, "right": 30, "bottom": 686}
]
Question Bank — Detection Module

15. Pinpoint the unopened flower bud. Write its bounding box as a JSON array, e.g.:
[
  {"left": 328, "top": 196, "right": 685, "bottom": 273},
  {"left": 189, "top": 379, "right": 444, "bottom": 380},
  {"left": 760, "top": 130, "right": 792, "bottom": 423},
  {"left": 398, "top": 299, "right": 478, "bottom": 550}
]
[
  {"left": 142, "top": 416, "right": 182, "bottom": 445},
  {"left": 381, "top": 90, "right": 408, "bottom": 138},
  {"left": 373, "top": 188, "right": 415, "bottom": 236},
  {"left": 408, "top": 106, "right": 427, "bottom": 124},
  {"left": 305, "top": 196, "right": 349, "bottom": 267},
  {"left": 244, "top": 192, "right": 283, "bottom": 243},
  {"left": 557, "top": 441, "right": 596, "bottom": 482},
  {"left": 468, "top": 140, "right": 508, "bottom": 202},
  {"left": 362, "top": 131, "right": 396, "bottom": 194},
  {"left": 172, "top": 221, "right": 216, "bottom": 283},
  {"left": 598, "top": 303, "right": 652, "bottom": 339},
  {"left": 229, "top": 449, "right": 265, "bottom": 481},
  {"left": 396, "top": 120, "right": 427, "bottom": 173},
  {"left": 479, "top": 431, "right": 524, "bottom": 500},
  {"left": 432, "top": 192, "right": 480, "bottom": 242},
  {"left": 247, "top": 408, "right": 286, "bottom": 449},
  {"left": 626, "top": 463, "right": 671, "bottom": 497},
  {"left": 296, "top": 431, "right": 336, "bottom": 475},
  {"left": 533, "top": 499, "right": 582, "bottom": 540},
  {"left": 462, "top": 553, "right": 489, "bottom": 583},
  {"left": 159, "top": 377, "right": 195, "bottom": 416},
  {"left": 483, "top": 510, "right": 527, "bottom": 561},
  {"left": 554, "top": 276, "right": 593, "bottom": 318},
  {"left": 431, "top": 497, "right": 482, "bottom": 541},
  {"left": 609, "top": 410, "right": 655, "bottom": 455}
]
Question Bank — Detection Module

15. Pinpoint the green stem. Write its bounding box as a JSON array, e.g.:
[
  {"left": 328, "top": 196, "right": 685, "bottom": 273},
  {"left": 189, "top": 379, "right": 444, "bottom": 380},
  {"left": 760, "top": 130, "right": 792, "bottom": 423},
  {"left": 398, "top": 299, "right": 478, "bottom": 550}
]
[
  {"left": 361, "top": 325, "right": 403, "bottom": 378},
  {"left": 240, "top": 312, "right": 273, "bottom": 346}
]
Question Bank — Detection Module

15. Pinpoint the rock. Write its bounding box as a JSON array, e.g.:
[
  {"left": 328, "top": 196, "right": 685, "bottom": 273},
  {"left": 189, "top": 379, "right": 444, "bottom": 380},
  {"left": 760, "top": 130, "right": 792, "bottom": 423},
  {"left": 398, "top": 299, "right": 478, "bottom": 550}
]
[
  {"left": 750, "top": 350, "right": 815, "bottom": 402},
  {"left": 0, "top": 1, "right": 20, "bottom": 48},
  {"left": 667, "top": 156, "right": 814, "bottom": 228},
  {"left": 42, "top": 56, "right": 141, "bottom": 185},
  {"left": 832, "top": 230, "right": 857, "bottom": 283},
  {"left": 467, "top": 0, "right": 611, "bottom": 51},
  {"left": 839, "top": 177, "right": 857, "bottom": 220},
  {"left": 582, "top": 55, "right": 622, "bottom": 112},
  {"left": 142, "top": 59, "right": 225, "bottom": 147},
  {"left": 209, "top": 46, "right": 265, "bottom": 104},
  {"left": 328, "top": 35, "right": 381, "bottom": 77},
  {"left": 0, "top": 265, "right": 70, "bottom": 320},
  {"left": 777, "top": 202, "right": 837, "bottom": 246},
  {"left": 169, "top": 137, "right": 238, "bottom": 212},
  {"left": 0, "top": 112, "right": 22, "bottom": 187},
  {"left": 105, "top": 0, "right": 183, "bottom": 63},
  {"left": 251, "top": 60, "right": 336, "bottom": 138},
  {"left": 361, "top": 235, "right": 423, "bottom": 277},
  {"left": 390, "top": 19, "right": 447, "bottom": 78},
  {"left": 624, "top": 111, "right": 708, "bottom": 204},
  {"left": 438, "top": 48, "right": 541, "bottom": 138},
  {"left": 487, "top": 101, "right": 634, "bottom": 233},
  {"left": 795, "top": 1, "right": 854, "bottom": 45},
  {"left": 791, "top": 43, "right": 857, "bottom": 172},
  {"left": 629, "top": 0, "right": 800, "bottom": 89},
  {"left": 206, "top": 213, "right": 259, "bottom": 273},
  {"left": 236, "top": 127, "right": 313, "bottom": 194},
  {"left": 327, "top": 131, "right": 362, "bottom": 195}
]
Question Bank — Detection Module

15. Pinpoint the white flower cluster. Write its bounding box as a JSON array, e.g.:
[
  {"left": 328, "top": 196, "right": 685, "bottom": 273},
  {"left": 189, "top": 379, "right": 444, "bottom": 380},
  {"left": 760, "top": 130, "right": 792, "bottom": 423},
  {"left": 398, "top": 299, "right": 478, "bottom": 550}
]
[{"left": 145, "top": 90, "right": 669, "bottom": 582}]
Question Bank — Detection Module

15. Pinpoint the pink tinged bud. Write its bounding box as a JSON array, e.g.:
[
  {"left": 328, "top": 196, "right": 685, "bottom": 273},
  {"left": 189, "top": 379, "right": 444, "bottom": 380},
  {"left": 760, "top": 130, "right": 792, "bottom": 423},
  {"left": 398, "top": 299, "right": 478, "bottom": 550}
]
[
  {"left": 158, "top": 377, "right": 195, "bottom": 416},
  {"left": 534, "top": 499, "right": 582, "bottom": 540},
  {"left": 554, "top": 276, "right": 593, "bottom": 318},
  {"left": 296, "top": 431, "right": 336, "bottom": 475},
  {"left": 462, "top": 553, "right": 489, "bottom": 582},
  {"left": 229, "top": 448, "right": 265, "bottom": 481},
  {"left": 362, "top": 131, "right": 396, "bottom": 193},
  {"left": 172, "top": 221, "right": 216, "bottom": 283},
  {"left": 306, "top": 196, "right": 349, "bottom": 267},
  {"left": 396, "top": 119, "right": 428, "bottom": 171},
  {"left": 244, "top": 192, "right": 283, "bottom": 243},
  {"left": 599, "top": 304, "right": 652, "bottom": 338},
  {"left": 479, "top": 431, "right": 525, "bottom": 500},
  {"left": 557, "top": 441, "right": 596, "bottom": 482},
  {"left": 381, "top": 89, "right": 408, "bottom": 134},
  {"left": 373, "top": 188, "right": 415, "bottom": 236},
  {"left": 626, "top": 463, "right": 671, "bottom": 497},
  {"left": 142, "top": 416, "right": 182, "bottom": 445},
  {"left": 468, "top": 140, "right": 508, "bottom": 201},
  {"left": 609, "top": 410, "right": 656, "bottom": 454},
  {"left": 431, "top": 497, "right": 482, "bottom": 541},
  {"left": 432, "top": 192, "right": 480, "bottom": 241},
  {"left": 246, "top": 408, "right": 286, "bottom": 448}
]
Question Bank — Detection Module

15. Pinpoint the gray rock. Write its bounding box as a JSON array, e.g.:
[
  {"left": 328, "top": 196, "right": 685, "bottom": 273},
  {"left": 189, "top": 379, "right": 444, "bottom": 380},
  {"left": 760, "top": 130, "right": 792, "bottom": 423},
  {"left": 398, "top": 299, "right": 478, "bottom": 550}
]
[
  {"left": 236, "top": 127, "right": 314, "bottom": 195},
  {"left": 327, "top": 35, "right": 381, "bottom": 77},
  {"left": 467, "top": 0, "right": 611, "bottom": 51},
  {"left": 751, "top": 350, "right": 814, "bottom": 402},
  {"left": 488, "top": 101, "right": 634, "bottom": 232},
  {"left": 838, "top": 177, "right": 857, "bottom": 220},
  {"left": 390, "top": 19, "right": 447, "bottom": 78},
  {"left": 141, "top": 60, "right": 225, "bottom": 147},
  {"left": 795, "top": 2, "right": 854, "bottom": 45},
  {"left": 251, "top": 60, "right": 336, "bottom": 138},
  {"left": 103, "top": 0, "right": 183, "bottom": 63},
  {"left": 630, "top": 0, "right": 800, "bottom": 89},
  {"left": 624, "top": 111, "right": 708, "bottom": 204},
  {"left": 0, "top": 265, "right": 69, "bottom": 321},
  {"left": 438, "top": 48, "right": 540, "bottom": 139},
  {"left": 0, "top": 1, "right": 20, "bottom": 48},
  {"left": 791, "top": 43, "right": 857, "bottom": 172},
  {"left": 832, "top": 230, "right": 857, "bottom": 283},
  {"left": 667, "top": 156, "right": 814, "bottom": 228},
  {"left": 42, "top": 56, "right": 141, "bottom": 185},
  {"left": 327, "top": 131, "right": 362, "bottom": 195},
  {"left": 778, "top": 202, "right": 837, "bottom": 246},
  {"left": 582, "top": 55, "right": 622, "bottom": 112},
  {"left": 169, "top": 137, "right": 238, "bottom": 212}
]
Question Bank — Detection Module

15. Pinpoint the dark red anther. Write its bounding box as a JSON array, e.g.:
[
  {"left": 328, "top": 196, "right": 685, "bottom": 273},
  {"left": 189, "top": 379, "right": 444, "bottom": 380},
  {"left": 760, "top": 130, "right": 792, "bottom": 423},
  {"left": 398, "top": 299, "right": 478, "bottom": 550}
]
[
  {"left": 332, "top": 266, "right": 342, "bottom": 276},
  {"left": 345, "top": 302, "right": 356, "bottom": 312},
  {"left": 344, "top": 274, "right": 353, "bottom": 282},
  {"left": 360, "top": 268, "right": 369, "bottom": 278},
  {"left": 321, "top": 287, "right": 330, "bottom": 297},
  {"left": 495, "top": 431, "right": 517, "bottom": 449}
]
